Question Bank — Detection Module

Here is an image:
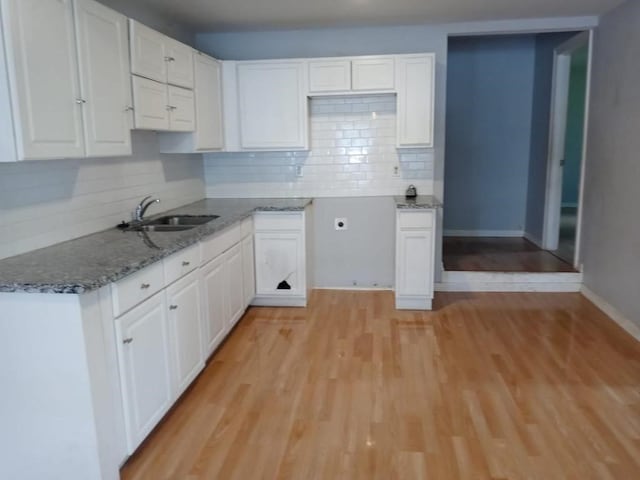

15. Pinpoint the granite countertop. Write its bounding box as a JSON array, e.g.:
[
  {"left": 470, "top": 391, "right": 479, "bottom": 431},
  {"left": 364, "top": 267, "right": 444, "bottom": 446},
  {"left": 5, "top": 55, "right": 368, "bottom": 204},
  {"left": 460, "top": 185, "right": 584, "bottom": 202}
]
[
  {"left": 0, "top": 198, "right": 312, "bottom": 295},
  {"left": 394, "top": 195, "right": 442, "bottom": 209}
]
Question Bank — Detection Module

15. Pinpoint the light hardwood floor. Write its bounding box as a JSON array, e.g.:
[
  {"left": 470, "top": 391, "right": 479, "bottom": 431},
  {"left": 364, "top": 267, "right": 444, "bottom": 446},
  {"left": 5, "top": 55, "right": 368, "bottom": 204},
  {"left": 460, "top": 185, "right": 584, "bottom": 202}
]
[{"left": 121, "top": 290, "right": 640, "bottom": 480}]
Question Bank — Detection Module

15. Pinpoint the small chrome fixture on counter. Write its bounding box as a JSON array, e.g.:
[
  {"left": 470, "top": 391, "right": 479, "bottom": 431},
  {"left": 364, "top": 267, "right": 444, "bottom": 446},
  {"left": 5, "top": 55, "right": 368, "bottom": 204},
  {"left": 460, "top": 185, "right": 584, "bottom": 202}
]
[
  {"left": 405, "top": 184, "right": 417, "bottom": 198},
  {"left": 134, "top": 195, "right": 160, "bottom": 222}
]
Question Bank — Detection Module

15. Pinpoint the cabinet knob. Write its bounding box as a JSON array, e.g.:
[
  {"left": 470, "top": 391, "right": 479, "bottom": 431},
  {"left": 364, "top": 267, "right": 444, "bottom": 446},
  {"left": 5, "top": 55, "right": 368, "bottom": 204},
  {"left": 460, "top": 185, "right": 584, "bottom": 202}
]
[
  {"left": 169, "top": 305, "right": 178, "bottom": 310},
  {"left": 123, "top": 338, "right": 133, "bottom": 345},
  {"left": 182, "top": 261, "right": 190, "bottom": 267},
  {"left": 75, "top": 98, "right": 87, "bottom": 105},
  {"left": 140, "top": 283, "right": 151, "bottom": 290},
  {"left": 124, "top": 106, "right": 134, "bottom": 112}
]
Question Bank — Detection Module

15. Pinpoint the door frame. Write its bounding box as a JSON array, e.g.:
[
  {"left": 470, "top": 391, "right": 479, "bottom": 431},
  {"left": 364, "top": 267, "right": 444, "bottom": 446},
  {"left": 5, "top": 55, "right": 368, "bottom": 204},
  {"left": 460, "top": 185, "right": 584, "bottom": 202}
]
[{"left": 542, "top": 30, "right": 592, "bottom": 268}]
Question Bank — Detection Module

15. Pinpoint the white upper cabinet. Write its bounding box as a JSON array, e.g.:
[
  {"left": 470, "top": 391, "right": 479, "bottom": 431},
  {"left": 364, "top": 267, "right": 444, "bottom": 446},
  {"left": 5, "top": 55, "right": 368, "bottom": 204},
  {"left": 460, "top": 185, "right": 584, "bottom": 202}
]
[
  {"left": 308, "top": 59, "right": 351, "bottom": 93},
  {"left": 74, "top": 0, "right": 132, "bottom": 157},
  {"left": 236, "top": 61, "right": 308, "bottom": 150},
  {"left": 193, "top": 53, "right": 224, "bottom": 150},
  {"left": 396, "top": 54, "right": 435, "bottom": 148},
  {"left": 129, "top": 19, "right": 194, "bottom": 88},
  {"left": 1, "top": 0, "right": 84, "bottom": 160},
  {"left": 129, "top": 20, "right": 167, "bottom": 83},
  {"left": 165, "top": 37, "right": 194, "bottom": 89},
  {"left": 132, "top": 76, "right": 169, "bottom": 130},
  {"left": 167, "top": 85, "right": 195, "bottom": 132},
  {"left": 352, "top": 57, "right": 395, "bottom": 91}
]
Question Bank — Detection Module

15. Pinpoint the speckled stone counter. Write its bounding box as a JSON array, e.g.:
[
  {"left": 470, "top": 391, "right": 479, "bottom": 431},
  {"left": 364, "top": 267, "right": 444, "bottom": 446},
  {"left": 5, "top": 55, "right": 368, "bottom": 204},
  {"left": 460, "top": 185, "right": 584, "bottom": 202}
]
[
  {"left": 394, "top": 195, "right": 442, "bottom": 209},
  {"left": 0, "top": 198, "right": 312, "bottom": 294}
]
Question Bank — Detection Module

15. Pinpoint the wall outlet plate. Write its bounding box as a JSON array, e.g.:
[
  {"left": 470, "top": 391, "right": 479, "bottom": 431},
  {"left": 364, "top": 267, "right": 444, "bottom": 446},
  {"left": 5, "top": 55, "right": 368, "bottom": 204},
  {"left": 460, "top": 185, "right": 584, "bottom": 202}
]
[{"left": 335, "top": 218, "right": 348, "bottom": 230}]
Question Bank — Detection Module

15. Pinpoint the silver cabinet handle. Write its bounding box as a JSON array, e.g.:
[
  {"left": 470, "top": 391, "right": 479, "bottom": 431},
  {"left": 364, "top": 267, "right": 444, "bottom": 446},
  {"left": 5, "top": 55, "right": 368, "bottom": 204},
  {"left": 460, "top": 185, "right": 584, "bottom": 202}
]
[
  {"left": 169, "top": 305, "right": 178, "bottom": 310},
  {"left": 182, "top": 261, "right": 190, "bottom": 266},
  {"left": 124, "top": 106, "right": 134, "bottom": 112},
  {"left": 164, "top": 56, "right": 176, "bottom": 62},
  {"left": 123, "top": 338, "right": 133, "bottom": 344},
  {"left": 140, "top": 283, "right": 151, "bottom": 290},
  {"left": 166, "top": 105, "right": 177, "bottom": 111},
  {"left": 75, "top": 98, "right": 87, "bottom": 104}
]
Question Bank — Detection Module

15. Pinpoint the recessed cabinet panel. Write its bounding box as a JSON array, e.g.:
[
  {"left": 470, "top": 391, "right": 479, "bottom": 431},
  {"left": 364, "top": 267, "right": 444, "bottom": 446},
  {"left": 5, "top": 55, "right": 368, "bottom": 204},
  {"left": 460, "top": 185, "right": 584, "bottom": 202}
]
[
  {"left": 166, "top": 271, "right": 203, "bottom": 397},
  {"left": 396, "top": 230, "right": 432, "bottom": 296},
  {"left": 167, "top": 85, "right": 195, "bottom": 132},
  {"left": 116, "top": 292, "right": 172, "bottom": 453},
  {"left": 225, "top": 244, "right": 244, "bottom": 327},
  {"left": 165, "top": 38, "right": 194, "bottom": 89},
  {"left": 237, "top": 61, "right": 308, "bottom": 150},
  {"left": 254, "top": 232, "right": 303, "bottom": 296},
  {"left": 132, "top": 76, "right": 169, "bottom": 130},
  {"left": 129, "top": 19, "right": 166, "bottom": 83},
  {"left": 194, "top": 54, "right": 224, "bottom": 150},
  {"left": 2, "top": 0, "right": 84, "bottom": 159},
  {"left": 352, "top": 57, "right": 395, "bottom": 91},
  {"left": 308, "top": 59, "right": 351, "bottom": 93},
  {"left": 74, "top": 0, "right": 132, "bottom": 157},
  {"left": 242, "top": 235, "right": 256, "bottom": 306},
  {"left": 200, "top": 255, "right": 227, "bottom": 357},
  {"left": 396, "top": 54, "right": 435, "bottom": 148}
]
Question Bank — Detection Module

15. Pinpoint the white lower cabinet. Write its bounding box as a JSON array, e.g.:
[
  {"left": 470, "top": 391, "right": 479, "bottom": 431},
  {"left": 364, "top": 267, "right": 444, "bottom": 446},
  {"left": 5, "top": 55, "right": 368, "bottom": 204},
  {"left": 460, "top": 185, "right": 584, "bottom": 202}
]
[
  {"left": 242, "top": 234, "right": 256, "bottom": 307},
  {"left": 200, "top": 254, "right": 228, "bottom": 356},
  {"left": 395, "top": 210, "right": 436, "bottom": 310},
  {"left": 253, "top": 210, "right": 310, "bottom": 307},
  {"left": 226, "top": 243, "right": 245, "bottom": 328},
  {"left": 166, "top": 270, "right": 203, "bottom": 397},
  {"left": 115, "top": 291, "right": 173, "bottom": 453}
]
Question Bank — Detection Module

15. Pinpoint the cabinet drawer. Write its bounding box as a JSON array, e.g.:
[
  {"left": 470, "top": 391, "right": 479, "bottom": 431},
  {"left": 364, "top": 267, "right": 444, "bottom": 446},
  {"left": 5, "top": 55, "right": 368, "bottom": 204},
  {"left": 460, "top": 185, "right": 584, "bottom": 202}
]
[
  {"left": 201, "top": 223, "right": 242, "bottom": 264},
  {"left": 163, "top": 244, "right": 200, "bottom": 285},
  {"left": 254, "top": 213, "right": 303, "bottom": 231},
  {"left": 352, "top": 57, "right": 395, "bottom": 91},
  {"left": 241, "top": 216, "right": 254, "bottom": 237},
  {"left": 112, "top": 262, "right": 165, "bottom": 317},
  {"left": 397, "top": 210, "right": 434, "bottom": 230}
]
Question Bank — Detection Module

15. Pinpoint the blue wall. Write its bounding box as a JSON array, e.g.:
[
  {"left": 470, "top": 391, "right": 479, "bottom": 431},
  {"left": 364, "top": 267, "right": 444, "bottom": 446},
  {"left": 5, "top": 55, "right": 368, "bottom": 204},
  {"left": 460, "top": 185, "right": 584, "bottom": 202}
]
[{"left": 444, "top": 35, "right": 536, "bottom": 233}]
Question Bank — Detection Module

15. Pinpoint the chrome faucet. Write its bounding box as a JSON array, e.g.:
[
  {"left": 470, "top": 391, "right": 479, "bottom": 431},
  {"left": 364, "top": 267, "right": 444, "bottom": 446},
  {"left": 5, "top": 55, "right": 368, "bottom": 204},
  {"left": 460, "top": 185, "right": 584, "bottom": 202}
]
[{"left": 134, "top": 196, "right": 160, "bottom": 222}]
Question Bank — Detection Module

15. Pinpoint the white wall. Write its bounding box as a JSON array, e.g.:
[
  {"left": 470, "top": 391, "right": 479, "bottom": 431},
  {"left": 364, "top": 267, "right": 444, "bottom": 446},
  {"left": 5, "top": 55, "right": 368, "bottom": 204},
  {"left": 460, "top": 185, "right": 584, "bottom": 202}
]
[
  {"left": 0, "top": 132, "right": 205, "bottom": 260},
  {"left": 205, "top": 95, "right": 433, "bottom": 198},
  {"left": 581, "top": 0, "right": 640, "bottom": 326}
]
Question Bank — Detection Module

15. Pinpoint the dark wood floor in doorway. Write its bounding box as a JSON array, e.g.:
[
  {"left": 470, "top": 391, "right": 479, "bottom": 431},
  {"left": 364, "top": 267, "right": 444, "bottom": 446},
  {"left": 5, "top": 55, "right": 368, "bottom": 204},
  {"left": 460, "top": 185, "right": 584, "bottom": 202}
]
[{"left": 443, "top": 236, "right": 577, "bottom": 272}]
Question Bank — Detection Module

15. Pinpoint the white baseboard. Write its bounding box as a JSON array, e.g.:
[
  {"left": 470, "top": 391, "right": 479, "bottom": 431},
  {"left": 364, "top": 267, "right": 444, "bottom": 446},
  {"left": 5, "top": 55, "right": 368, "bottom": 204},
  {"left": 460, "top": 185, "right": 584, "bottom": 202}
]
[
  {"left": 523, "top": 231, "right": 544, "bottom": 248},
  {"left": 437, "top": 271, "right": 583, "bottom": 292},
  {"left": 580, "top": 286, "right": 640, "bottom": 342},
  {"left": 443, "top": 229, "right": 524, "bottom": 237},
  {"left": 314, "top": 286, "right": 393, "bottom": 291},
  {"left": 251, "top": 295, "right": 306, "bottom": 307}
]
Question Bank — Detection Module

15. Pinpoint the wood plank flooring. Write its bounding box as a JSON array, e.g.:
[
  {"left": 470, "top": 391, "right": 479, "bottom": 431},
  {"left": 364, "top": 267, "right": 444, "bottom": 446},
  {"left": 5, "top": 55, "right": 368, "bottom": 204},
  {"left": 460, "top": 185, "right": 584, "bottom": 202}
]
[
  {"left": 121, "top": 290, "right": 640, "bottom": 480},
  {"left": 443, "top": 237, "right": 577, "bottom": 272}
]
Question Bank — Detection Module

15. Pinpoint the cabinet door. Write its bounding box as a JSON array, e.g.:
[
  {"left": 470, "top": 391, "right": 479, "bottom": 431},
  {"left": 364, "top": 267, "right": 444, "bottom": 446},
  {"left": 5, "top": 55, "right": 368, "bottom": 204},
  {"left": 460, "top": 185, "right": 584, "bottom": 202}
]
[
  {"left": 254, "top": 232, "right": 304, "bottom": 296},
  {"left": 166, "top": 271, "right": 204, "bottom": 397},
  {"left": 237, "top": 61, "right": 308, "bottom": 150},
  {"left": 165, "top": 38, "right": 194, "bottom": 89},
  {"left": 74, "top": 0, "right": 132, "bottom": 157},
  {"left": 352, "top": 57, "right": 395, "bottom": 91},
  {"left": 2, "top": 0, "right": 84, "bottom": 159},
  {"left": 396, "top": 229, "right": 433, "bottom": 297},
  {"left": 396, "top": 54, "right": 435, "bottom": 148},
  {"left": 200, "top": 255, "right": 227, "bottom": 357},
  {"left": 308, "top": 59, "right": 351, "bottom": 93},
  {"left": 225, "top": 244, "right": 245, "bottom": 328},
  {"left": 132, "top": 76, "right": 169, "bottom": 130},
  {"left": 115, "top": 292, "right": 172, "bottom": 453},
  {"left": 242, "top": 235, "right": 255, "bottom": 307},
  {"left": 129, "top": 19, "right": 166, "bottom": 83},
  {"left": 194, "top": 54, "right": 224, "bottom": 151},
  {"left": 168, "top": 85, "right": 195, "bottom": 132}
]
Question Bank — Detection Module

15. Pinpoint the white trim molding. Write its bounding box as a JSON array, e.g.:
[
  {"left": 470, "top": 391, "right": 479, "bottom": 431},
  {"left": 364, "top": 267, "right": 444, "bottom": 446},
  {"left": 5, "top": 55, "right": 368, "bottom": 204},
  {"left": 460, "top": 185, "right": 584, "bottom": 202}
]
[
  {"left": 581, "top": 286, "right": 640, "bottom": 342},
  {"left": 437, "top": 271, "right": 583, "bottom": 292},
  {"left": 443, "top": 229, "right": 524, "bottom": 237},
  {"left": 523, "top": 231, "right": 544, "bottom": 248}
]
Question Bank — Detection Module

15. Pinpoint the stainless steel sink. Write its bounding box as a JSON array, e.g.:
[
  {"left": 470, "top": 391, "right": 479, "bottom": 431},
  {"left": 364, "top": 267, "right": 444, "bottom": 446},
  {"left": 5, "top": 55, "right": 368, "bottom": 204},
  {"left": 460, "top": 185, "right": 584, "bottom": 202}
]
[
  {"left": 145, "top": 215, "right": 219, "bottom": 226},
  {"left": 128, "top": 224, "right": 196, "bottom": 232}
]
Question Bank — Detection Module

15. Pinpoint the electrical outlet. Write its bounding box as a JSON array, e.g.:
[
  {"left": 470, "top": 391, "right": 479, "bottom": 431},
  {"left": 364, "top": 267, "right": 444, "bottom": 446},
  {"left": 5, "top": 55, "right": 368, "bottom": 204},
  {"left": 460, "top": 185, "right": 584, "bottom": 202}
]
[
  {"left": 392, "top": 165, "right": 400, "bottom": 177},
  {"left": 296, "top": 165, "right": 304, "bottom": 177},
  {"left": 335, "top": 218, "right": 348, "bottom": 230}
]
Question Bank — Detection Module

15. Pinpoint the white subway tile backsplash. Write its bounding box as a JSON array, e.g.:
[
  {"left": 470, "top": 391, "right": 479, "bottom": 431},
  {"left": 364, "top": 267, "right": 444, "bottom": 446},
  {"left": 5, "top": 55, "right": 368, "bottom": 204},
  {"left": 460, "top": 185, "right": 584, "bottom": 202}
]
[
  {"left": 204, "top": 94, "right": 434, "bottom": 198},
  {"left": 0, "top": 132, "right": 205, "bottom": 260}
]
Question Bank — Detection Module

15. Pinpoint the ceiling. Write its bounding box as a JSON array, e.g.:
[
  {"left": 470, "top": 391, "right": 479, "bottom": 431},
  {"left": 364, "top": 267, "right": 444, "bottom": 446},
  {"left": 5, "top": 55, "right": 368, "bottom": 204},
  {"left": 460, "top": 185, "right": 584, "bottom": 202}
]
[{"left": 130, "top": 0, "right": 624, "bottom": 32}]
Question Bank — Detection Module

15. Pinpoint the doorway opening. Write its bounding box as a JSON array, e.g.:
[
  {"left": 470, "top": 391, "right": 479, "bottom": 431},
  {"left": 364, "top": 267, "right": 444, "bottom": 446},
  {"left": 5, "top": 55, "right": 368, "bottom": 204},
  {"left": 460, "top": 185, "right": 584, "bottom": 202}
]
[{"left": 442, "top": 31, "right": 591, "bottom": 274}]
